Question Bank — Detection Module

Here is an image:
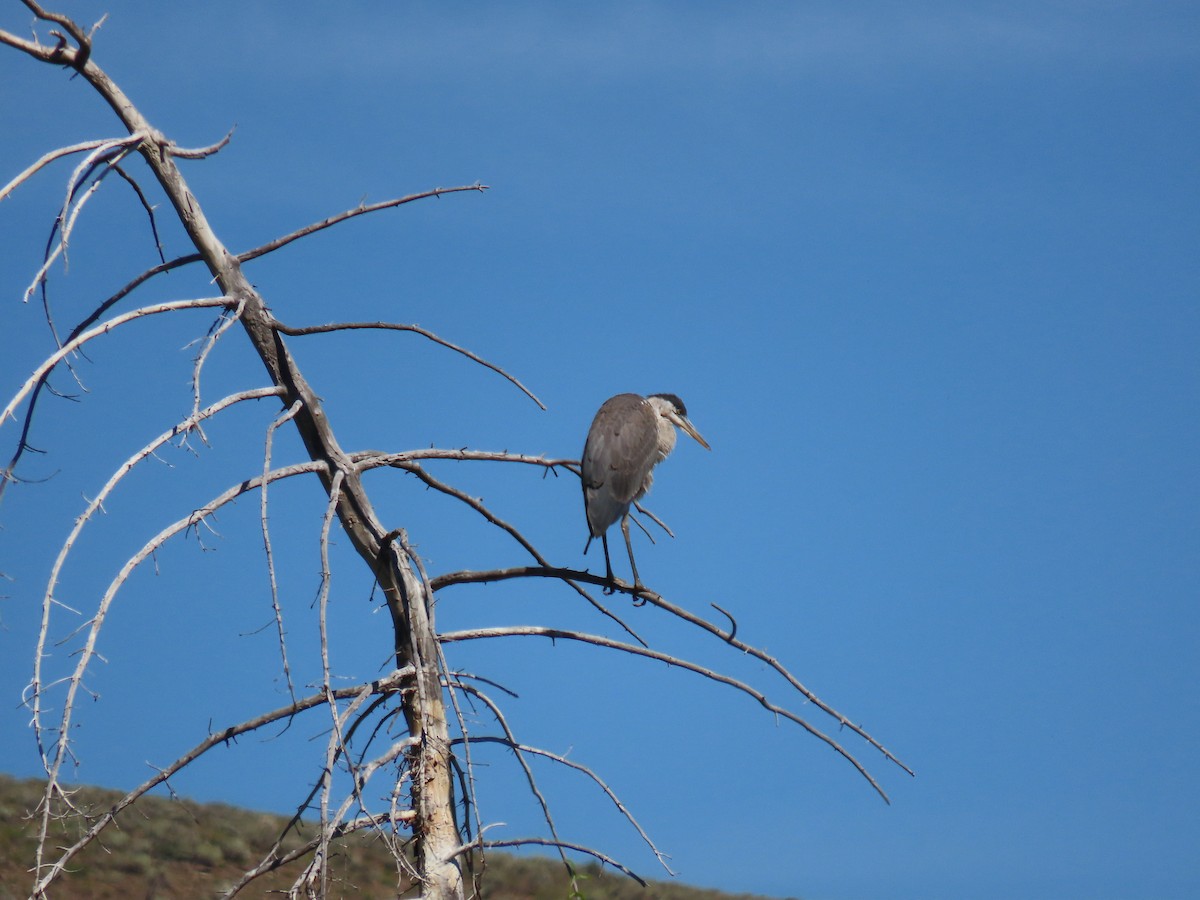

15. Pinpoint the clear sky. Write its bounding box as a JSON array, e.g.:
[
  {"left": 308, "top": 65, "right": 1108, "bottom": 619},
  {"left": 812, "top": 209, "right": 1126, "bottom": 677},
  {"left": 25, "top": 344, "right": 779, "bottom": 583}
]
[{"left": 2, "top": 3, "right": 1198, "bottom": 899}]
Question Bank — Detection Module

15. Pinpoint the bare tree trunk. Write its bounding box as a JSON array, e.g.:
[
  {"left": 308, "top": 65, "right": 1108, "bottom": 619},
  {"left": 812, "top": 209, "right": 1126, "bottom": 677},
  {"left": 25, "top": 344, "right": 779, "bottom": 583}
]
[{"left": 36, "top": 32, "right": 464, "bottom": 900}]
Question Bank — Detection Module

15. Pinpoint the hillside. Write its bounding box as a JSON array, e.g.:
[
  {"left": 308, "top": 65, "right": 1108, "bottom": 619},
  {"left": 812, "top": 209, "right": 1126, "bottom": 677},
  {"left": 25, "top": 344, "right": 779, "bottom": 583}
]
[{"left": 0, "top": 774, "right": 795, "bottom": 899}]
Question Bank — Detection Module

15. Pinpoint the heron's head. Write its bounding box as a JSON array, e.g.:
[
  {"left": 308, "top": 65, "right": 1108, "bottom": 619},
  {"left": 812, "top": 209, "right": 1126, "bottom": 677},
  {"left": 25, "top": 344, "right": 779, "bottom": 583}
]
[{"left": 648, "top": 393, "right": 711, "bottom": 450}]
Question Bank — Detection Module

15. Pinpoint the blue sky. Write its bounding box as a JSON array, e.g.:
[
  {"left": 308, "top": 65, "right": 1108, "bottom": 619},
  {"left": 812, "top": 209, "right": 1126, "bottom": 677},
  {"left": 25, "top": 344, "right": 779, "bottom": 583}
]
[{"left": 2, "top": 3, "right": 1198, "bottom": 898}]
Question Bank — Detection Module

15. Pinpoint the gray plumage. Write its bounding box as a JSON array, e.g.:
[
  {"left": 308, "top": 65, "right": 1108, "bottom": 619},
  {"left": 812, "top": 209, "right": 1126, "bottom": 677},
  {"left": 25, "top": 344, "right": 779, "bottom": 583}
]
[{"left": 581, "top": 392, "right": 709, "bottom": 590}]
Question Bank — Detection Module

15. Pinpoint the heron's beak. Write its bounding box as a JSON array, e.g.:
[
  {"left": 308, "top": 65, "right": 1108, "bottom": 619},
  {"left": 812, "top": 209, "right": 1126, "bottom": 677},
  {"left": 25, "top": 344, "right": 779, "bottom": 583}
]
[{"left": 678, "top": 416, "right": 711, "bottom": 451}]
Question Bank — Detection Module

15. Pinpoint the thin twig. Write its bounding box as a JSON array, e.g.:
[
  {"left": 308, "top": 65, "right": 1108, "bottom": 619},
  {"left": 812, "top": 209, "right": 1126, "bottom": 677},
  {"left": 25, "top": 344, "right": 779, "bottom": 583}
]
[
  {"left": 450, "top": 728, "right": 674, "bottom": 875},
  {"left": 190, "top": 294, "right": 249, "bottom": 426},
  {"left": 315, "top": 468, "right": 345, "bottom": 898},
  {"left": 260, "top": 400, "right": 303, "bottom": 701},
  {"left": 110, "top": 163, "right": 166, "bottom": 262},
  {"left": 633, "top": 500, "right": 674, "bottom": 538}
]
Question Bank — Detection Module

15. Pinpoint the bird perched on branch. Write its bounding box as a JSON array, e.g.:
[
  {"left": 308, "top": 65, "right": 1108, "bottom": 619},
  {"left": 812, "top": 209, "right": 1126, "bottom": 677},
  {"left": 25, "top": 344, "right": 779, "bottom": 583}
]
[{"left": 581, "top": 392, "right": 710, "bottom": 592}]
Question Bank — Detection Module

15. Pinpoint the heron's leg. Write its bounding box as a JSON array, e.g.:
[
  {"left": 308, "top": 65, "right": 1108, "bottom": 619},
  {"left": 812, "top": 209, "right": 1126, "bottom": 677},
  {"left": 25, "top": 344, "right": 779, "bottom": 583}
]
[
  {"left": 600, "top": 532, "right": 616, "bottom": 594},
  {"left": 620, "top": 514, "right": 643, "bottom": 589}
]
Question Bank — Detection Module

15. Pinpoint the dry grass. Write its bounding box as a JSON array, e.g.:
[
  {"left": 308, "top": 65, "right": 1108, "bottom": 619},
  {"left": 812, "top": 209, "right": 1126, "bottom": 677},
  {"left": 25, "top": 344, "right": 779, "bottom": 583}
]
[{"left": 0, "top": 774, "right": 796, "bottom": 899}]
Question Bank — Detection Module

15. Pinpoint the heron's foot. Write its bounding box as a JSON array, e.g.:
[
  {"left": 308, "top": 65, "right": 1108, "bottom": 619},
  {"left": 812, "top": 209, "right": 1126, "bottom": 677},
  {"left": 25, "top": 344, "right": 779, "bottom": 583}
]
[{"left": 631, "top": 580, "right": 647, "bottom": 605}]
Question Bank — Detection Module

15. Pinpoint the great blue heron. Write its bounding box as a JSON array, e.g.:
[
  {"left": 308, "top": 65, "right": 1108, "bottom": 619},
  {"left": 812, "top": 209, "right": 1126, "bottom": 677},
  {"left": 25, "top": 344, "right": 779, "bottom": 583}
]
[{"left": 581, "top": 392, "right": 710, "bottom": 591}]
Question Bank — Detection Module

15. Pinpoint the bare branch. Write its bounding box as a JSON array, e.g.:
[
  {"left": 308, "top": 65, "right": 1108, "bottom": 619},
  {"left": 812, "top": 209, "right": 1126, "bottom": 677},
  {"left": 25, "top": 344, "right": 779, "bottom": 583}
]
[
  {"left": 260, "top": 399, "right": 303, "bottom": 701},
  {"left": 110, "top": 163, "right": 166, "bottom": 262},
  {"left": 190, "top": 295, "right": 249, "bottom": 424},
  {"left": 22, "top": 1, "right": 89, "bottom": 43},
  {"left": 356, "top": 448, "right": 573, "bottom": 469},
  {"left": 308, "top": 730, "right": 419, "bottom": 899},
  {"left": 2, "top": 297, "right": 233, "bottom": 427},
  {"left": 449, "top": 682, "right": 573, "bottom": 878},
  {"left": 634, "top": 592, "right": 914, "bottom": 778},
  {"left": 33, "top": 668, "right": 413, "bottom": 896},
  {"left": 440, "top": 626, "right": 894, "bottom": 804},
  {"left": 454, "top": 733, "right": 674, "bottom": 875},
  {"left": 1, "top": 166, "right": 499, "bottom": 499},
  {"left": 34, "top": 456, "right": 329, "bottom": 872},
  {"left": 430, "top": 564, "right": 633, "bottom": 595},
  {"left": 0, "top": 24, "right": 68, "bottom": 64},
  {"left": 0, "top": 139, "right": 128, "bottom": 202},
  {"left": 29, "top": 141, "right": 162, "bottom": 393},
  {"left": 393, "top": 461, "right": 645, "bottom": 645},
  {"left": 0, "top": 260, "right": 209, "bottom": 502},
  {"left": 633, "top": 499, "right": 674, "bottom": 538},
  {"left": 397, "top": 461, "right": 547, "bottom": 563},
  {"left": 253, "top": 687, "right": 416, "bottom": 898},
  {"left": 30, "top": 386, "right": 283, "bottom": 769},
  {"left": 275, "top": 318, "right": 544, "bottom": 410},
  {"left": 431, "top": 564, "right": 912, "bottom": 779},
  {"left": 237, "top": 185, "right": 489, "bottom": 265},
  {"left": 168, "top": 126, "right": 235, "bottom": 159},
  {"left": 22, "top": 134, "right": 147, "bottom": 303},
  {"left": 54, "top": 137, "right": 141, "bottom": 262},
  {"left": 438, "top": 655, "right": 484, "bottom": 865},
  {"left": 4, "top": 184, "right": 490, "bottom": 336},
  {"left": 315, "top": 469, "right": 347, "bottom": 897},
  {"left": 6, "top": 2, "right": 92, "bottom": 69},
  {"left": 710, "top": 602, "right": 738, "bottom": 641},
  {"left": 222, "top": 812, "right": 414, "bottom": 899}
]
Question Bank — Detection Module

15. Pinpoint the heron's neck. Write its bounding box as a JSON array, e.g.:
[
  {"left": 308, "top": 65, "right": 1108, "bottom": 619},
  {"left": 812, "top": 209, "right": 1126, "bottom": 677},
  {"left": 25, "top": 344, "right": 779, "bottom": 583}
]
[{"left": 655, "top": 415, "right": 678, "bottom": 463}]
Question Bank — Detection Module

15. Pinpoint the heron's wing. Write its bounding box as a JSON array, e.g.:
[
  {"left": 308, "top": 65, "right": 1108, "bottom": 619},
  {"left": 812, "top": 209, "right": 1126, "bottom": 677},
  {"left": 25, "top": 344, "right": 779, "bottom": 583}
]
[{"left": 582, "top": 393, "right": 659, "bottom": 510}]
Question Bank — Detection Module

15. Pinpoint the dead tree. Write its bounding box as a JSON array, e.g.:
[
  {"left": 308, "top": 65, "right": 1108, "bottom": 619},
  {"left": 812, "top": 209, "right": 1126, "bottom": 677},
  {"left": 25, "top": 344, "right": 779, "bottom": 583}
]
[{"left": 1, "top": 5, "right": 911, "bottom": 898}]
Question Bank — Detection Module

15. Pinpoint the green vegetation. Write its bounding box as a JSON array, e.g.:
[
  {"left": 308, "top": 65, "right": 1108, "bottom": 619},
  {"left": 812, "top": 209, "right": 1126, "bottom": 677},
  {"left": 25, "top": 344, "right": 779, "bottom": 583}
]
[{"left": 0, "top": 774, "right": 796, "bottom": 899}]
